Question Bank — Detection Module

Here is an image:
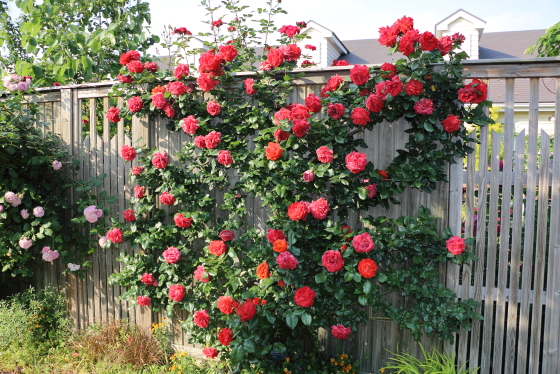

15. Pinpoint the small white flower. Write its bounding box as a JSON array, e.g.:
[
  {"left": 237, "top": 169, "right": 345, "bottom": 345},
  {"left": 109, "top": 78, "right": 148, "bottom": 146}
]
[{"left": 67, "top": 263, "right": 81, "bottom": 271}]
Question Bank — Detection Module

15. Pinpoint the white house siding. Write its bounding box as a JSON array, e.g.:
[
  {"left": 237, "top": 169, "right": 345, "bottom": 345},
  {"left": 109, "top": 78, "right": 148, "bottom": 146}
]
[{"left": 441, "top": 18, "right": 480, "bottom": 59}]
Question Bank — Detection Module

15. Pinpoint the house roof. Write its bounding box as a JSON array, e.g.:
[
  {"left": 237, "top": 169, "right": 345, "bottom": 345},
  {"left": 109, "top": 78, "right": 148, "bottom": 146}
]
[{"left": 435, "top": 8, "right": 486, "bottom": 28}]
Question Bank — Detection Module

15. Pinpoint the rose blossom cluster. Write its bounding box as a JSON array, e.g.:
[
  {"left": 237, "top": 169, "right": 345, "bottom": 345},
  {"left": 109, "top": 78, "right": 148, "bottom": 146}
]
[
  {"left": 3, "top": 74, "right": 32, "bottom": 92},
  {"left": 287, "top": 197, "right": 330, "bottom": 221},
  {"left": 259, "top": 43, "right": 302, "bottom": 71}
]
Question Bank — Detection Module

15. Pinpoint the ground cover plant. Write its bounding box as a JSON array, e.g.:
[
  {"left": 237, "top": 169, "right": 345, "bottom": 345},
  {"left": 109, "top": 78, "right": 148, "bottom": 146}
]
[{"left": 102, "top": 1, "right": 490, "bottom": 372}]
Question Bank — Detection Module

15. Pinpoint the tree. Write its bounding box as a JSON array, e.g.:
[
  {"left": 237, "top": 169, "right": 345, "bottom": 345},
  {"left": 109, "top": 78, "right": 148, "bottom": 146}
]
[
  {"left": 525, "top": 21, "right": 560, "bottom": 57},
  {"left": 8, "top": 0, "right": 160, "bottom": 86},
  {"left": 0, "top": 0, "right": 29, "bottom": 69}
]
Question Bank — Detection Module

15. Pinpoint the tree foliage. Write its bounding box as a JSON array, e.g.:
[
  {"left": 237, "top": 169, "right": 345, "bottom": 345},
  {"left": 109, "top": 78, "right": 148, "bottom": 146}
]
[
  {"left": 7, "top": 0, "right": 159, "bottom": 86},
  {"left": 525, "top": 21, "right": 560, "bottom": 57}
]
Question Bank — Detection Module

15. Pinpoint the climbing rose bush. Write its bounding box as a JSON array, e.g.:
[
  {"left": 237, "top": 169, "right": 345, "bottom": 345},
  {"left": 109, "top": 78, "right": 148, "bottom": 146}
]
[{"left": 108, "top": 3, "right": 485, "bottom": 372}]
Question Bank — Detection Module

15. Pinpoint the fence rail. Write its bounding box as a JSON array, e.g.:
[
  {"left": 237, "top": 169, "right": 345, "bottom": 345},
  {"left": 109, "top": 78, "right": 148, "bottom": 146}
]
[{"left": 26, "top": 58, "right": 560, "bottom": 373}]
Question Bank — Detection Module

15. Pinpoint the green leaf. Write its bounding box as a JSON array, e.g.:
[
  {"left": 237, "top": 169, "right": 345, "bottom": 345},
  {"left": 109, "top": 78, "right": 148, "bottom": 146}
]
[
  {"left": 358, "top": 187, "right": 368, "bottom": 200},
  {"left": 358, "top": 295, "right": 368, "bottom": 306},
  {"left": 377, "top": 273, "right": 387, "bottom": 283},
  {"left": 315, "top": 273, "right": 327, "bottom": 283},
  {"left": 286, "top": 313, "right": 298, "bottom": 329},
  {"left": 243, "top": 339, "right": 256, "bottom": 353},
  {"left": 363, "top": 280, "right": 372, "bottom": 294},
  {"left": 301, "top": 313, "right": 312, "bottom": 326}
]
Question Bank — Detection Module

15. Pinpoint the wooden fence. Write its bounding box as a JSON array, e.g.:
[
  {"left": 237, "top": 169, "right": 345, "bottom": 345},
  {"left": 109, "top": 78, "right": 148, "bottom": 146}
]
[{"left": 27, "top": 58, "right": 560, "bottom": 373}]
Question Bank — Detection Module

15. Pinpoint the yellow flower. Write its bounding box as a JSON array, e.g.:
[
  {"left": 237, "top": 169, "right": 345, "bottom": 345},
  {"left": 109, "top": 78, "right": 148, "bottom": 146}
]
[
  {"left": 379, "top": 369, "right": 386, "bottom": 373},
  {"left": 285, "top": 357, "right": 290, "bottom": 362}
]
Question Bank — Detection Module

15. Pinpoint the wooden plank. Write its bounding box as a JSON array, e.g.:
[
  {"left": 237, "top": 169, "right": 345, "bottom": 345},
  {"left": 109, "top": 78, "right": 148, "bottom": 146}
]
[
  {"left": 77, "top": 86, "right": 114, "bottom": 99},
  {"left": 543, "top": 77, "right": 560, "bottom": 374},
  {"left": 493, "top": 78, "right": 515, "bottom": 374},
  {"left": 479, "top": 130, "right": 501, "bottom": 374},
  {"left": 517, "top": 78, "right": 540, "bottom": 374},
  {"left": 529, "top": 130, "right": 550, "bottom": 374},
  {"left": 110, "top": 135, "right": 122, "bottom": 322},
  {"left": 102, "top": 97, "right": 114, "bottom": 324}
]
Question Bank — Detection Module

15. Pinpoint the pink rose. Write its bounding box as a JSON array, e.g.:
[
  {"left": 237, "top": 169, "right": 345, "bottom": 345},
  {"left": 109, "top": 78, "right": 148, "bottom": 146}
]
[
  {"left": 365, "top": 94, "right": 384, "bottom": 113},
  {"left": 197, "top": 73, "right": 218, "bottom": 92},
  {"left": 169, "top": 284, "right": 185, "bottom": 302},
  {"left": 106, "top": 107, "right": 121, "bottom": 123},
  {"left": 316, "top": 146, "right": 334, "bottom": 163},
  {"left": 121, "top": 145, "right": 136, "bottom": 161},
  {"left": 151, "top": 93, "right": 167, "bottom": 109},
  {"left": 302, "top": 170, "right": 315, "bottom": 182},
  {"left": 446, "top": 236, "right": 466, "bottom": 255},
  {"left": 134, "top": 185, "right": 146, "bottom": 198},
  {"left": 141, "top": 273, "right": 156, "bottom": 286},
  {"left": 327, "top": 103, "right": 345, "bottom": 119},
  {"left": 202, "top": 347, "right": 218, "bottom": 359},
  {"left": 331, "top": 325, "right": 351, "bottom": 340},
  {"left": 20, "top": 209, "right": 29, "bottom": 219},
  {"left": 350, "top": 65, "right": 370, "bottom": 86},
  {"left": 204, "top": 131, "right": 222, "bottom": 149},
  {"left": 84, "top": 205, "right": 103, "bottom": 223},
  {"left": 244, "top": 78, "right": 256, "bottom": 95},
  {"left": 19, "top": 238, "right": 33, "bottom": 249},
  {"left": 132, "top": 166, "right": 144, "bottom": 175},
  {"left": 137, "top": 296, "right": 151, "bottom": 306},
  {"left": 98, "top": 236, "right": 109, "bottom": 248},
  {"left": 441, "top": 114, "right": 462, "bottom": 133},
  {"left": 193, "top": 309, "right": 210, "bottom": 328},
  {"left": 181, "top": 115, "right": 199, "bottom": 135},
  {"left": 127, "top": 96, "right": 143, "bottom": 113},
  {"left": 321, "top": 250, "right": 344, "bottom": 272},
  {"left": 352, "top": 232, "right": 375, "bottom": 252},
  {"left": 122, "top": 209, "right": 135, "bottom": 222},
  {"left": 174, "top": 64, "right": 190, "bottom": 79},
  {"left": 414, "top": 98, "right": 434, "bottom": 115},
  {"left": 217, "top": 150, "right": 233, "bottom": 166},
  {"left": 219, "top": 230, "right": 235, "bottom": 241},
  {"left": 276, "top": 251, "right": 299, "bottom": 270},
  {"left": 144, "top": 61, "right": 158, "bottom": 72},
  {"left": 167, "top": 81, "right": 187, "bottom": 96},
  {"left": 207, "top": 100, "right": 221, "bottom": 116},
  {"left": 365, "top": 184, "right": 377, "bottom": 198},
  {"left": 309, "top": 198, "right": 330, "bottom": 220},
  {"left": 52, "top": 160, "right": 62, "bottom": 170},
  {"left": 292, "top": 119, "right": 310, "bottom": 137},
  {"left": 345, "top": 152, "right": 368, "bottom": 173},
  {"left": 194, "top": 136, "right": 206, "bottom": 148},
  {"left": 152, "top": 152, "right": 170, "bottom": 169},
  {"left": 41, "top": 246, "right": 59, "bottom": 262},
  {"left": 107, "top": 228, "right": 123, "bottom": 243},
  {"left": 159, "top": 192, "right": 176, "bottom": 206},
  {"left": 194, "top": 265, "right": 210, "bottom": 282}
]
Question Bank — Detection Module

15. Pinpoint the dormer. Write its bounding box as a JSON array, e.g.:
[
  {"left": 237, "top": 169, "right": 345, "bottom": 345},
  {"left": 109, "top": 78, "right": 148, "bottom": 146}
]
[
  {"left": 435, "top": 9, "right": 486, "bottom": 59},
  {"left": 299, "top": 21, "right": 349, "bottom": 67}
]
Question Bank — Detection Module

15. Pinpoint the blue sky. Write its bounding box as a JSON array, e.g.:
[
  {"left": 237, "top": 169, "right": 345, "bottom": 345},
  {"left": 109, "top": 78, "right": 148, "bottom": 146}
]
[{"left": 146, "top": 0, "right": 559, "bottom": 42}]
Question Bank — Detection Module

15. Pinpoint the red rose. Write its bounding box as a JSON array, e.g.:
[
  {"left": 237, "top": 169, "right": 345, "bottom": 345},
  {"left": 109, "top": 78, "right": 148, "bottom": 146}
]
[
  {"left": 332, "top": 59, "right": 349, "bottom": 66},
  {"left": 366, "top": 184, "right": 377, "bottom": 198},
  {"left": 378, "top": 169, "right": 389, "bottom": 180},
  {"left": 458, "top": 79, "right": 488, "bottom": 104},
  {"left": 321, "top": 250, "right": 344, "bottom": 272},
  {"left": 212, "top": 19, "right": 223, "bottom": 28},
  {"left": 159, "top": 192, "right": 176, "bottom": 206},
  {"left": 209, "top": 240, "right": 227, "bottom": 256},
  {"left": 280, "top": 44, "right": 301, "bottom": 61},
  {"left": 376, "top": 76, "right": 403, "bottom": 99},
  {"left": 162, "top": 246, "right": 182, "bottom": 264},
  {"left": 327, "top": 103, "right": 345, "bottom": 119},
  {"left": 236, "top": 301, "right": 257, "bottom": 322},
  {"left": 278, "top": 280, "right": 286, "bottom": 286},
  {"left": 316, "top": 146, "right": 334, "bottom": 163},
  {"left": 256, "top": 262, "right": 270, "bottom": 279},
  {"left": 404, "top": 79, "right": 423, "bottom": 96},
  {"left": 167, "top": 81, "right": 187, "bottom": 96},
  {"left": 194, "top": 136, "right": 206, "bottom": 148},
  {"left": 294, "top": 286, "right": 316, "bottom": 307},
  {"left": 345, "top": 151, "right": 368, "bottom": 173},
  {"left": 218, "top": 328, "right": 233, "bottom": 346},
  {"left": 199, "top": 51, "right": 223, "bottom": 76},
  {"left": 414, "top": 98, "right": 434, "bottom": 115},
  {"left": 378, "top": 25, "right": 398, "bottom": 47},
  {"left": 274, "top": 129, "right": 290, "bottom": 142},
  {"left": 152, "top": 152, "right": 169, "bottom": 169},
  {"left": 267, "top": 48, "right": 284, "bottom": 68},
  {"left": 310, "top": 198, "right": 330, "bottom": 220},
  {"left": 207, "top": 100, "right": 221, "bottom": 116},
  {"left": 134, "top": 185, "right": 146, "bottom": 198},
  {"left": 292, "top": 119, "right": 310, "bottom": 137},
  {"left": 119, "top": 50, "right": 140, "bottom": 66},
  {"left": 305, "top": 94, "right": 322, "bottom": 113},
  {"left": 181, "top": 115, "right": 199, "bottom": 134},
  {"left": 360, "top": 88, "right": 372, "bottom": 97},
  {"left": 197, "top": 73, "right": 218, "bottom": 92},
  {"left": 106, "top": 107, "right": 120, "bottom": 123},
  {"left": 218, "top": 44, "right": 238, "bottom": 61},
  {"left": 107, "top": 227, "right": 123, "bottom": 243},
  {"left": 144, "top": 61, "right": 158, "bottom": 72},
  {"left": 132, "top": 166, "right": 144, "bottom": 175},
  {"left": 323, "top": 74, "right": 344, "bottom": 95},
  {"left": 280, "top": 25, "right": 300, "bottom": 38},
  {"left": 219, "top": 230, "right": 235, "bottom": 241},
  {"left": 217, "top": 150, "right": 233, "bottom": 166},
  {"left": 128, "top": 60, "right": 145, "bottom": 74},
  {"left": 174, "top": 63, "right": 190, "bottom": 79},
  {"left": 276, "top": 251, "right": 299, "bottom": 270},
  {"left": 365, "top": 94, "right": 384, "bottom": 113},
  {"left": 122, "top": 209, "right": 136, "bottom": 222},
  {"left": 393, "top": 16, "right": 414, "bottom": 34},
  {"left": 398, "top": 29, "right": 419, "bottom": 56},
  {"left": 169, "top": 284, "right": 185, "bottom": 301},
  {"left": 288, "top": 201, "right": 308, "bottom": 221},
  {"left": 137, "top": 296, "right": 151, "bottom": 306},
  {"left": 273, "top": 239, "right": 288, "bottom": 253},
  {"left": 452, "top": 32, "right": 466, "bottom": 44},
  {"left": 442, "top": 114, "right": 462, "bottom": 133},
  {"left": 121, "top": 145, "right": 136, "bottom": 161},
  {"left": 352, "top": 232, "right": 375, "bottom": 252},
  {"left": 202, "top": 347, "right": 218, "bottom": 359},
  {"left": 193, "top": 310, "right": 210, "bottom": 328},
  {"left": 331, "top": 325, "right": 351, "bottom": 340},
  {"left": 290, "top": 104, "right": 310, "bottom": 120},
  {"left": 267, "top": 229, "right": 285, "bottom": 244},
  {"left": 194, "top": 265, "right": 210, "bottom": 282},
  {"left": 273, "top": 108, "right": 292, "bottom": 126},
  {"left": 244, "top": 78, "right": 256, "bottom": 95},
  {"left": 174, "top": 213, "right": 192, "bottom": 228},
  {"left": 350, "top": 65, "right": 370, "bottom": 86},
  {"left": 438, "top": 36, "right": 454, "bottom": 56},
  {"left": 351, "top": 107, "right": 370, "bottom": 125},
  {"left": 217, "top": 296, "right": 237, "bottom": 314},
  {"left": 358, "top": 258, "right": 378, "bottom": 278},
  {"left": 265, "top": 142, "right": 283, "bottom": 161},
  {"left": 127, "top": 96, "right": 143, "bottom": 113},
  {"left": 140, "top": 273, "right": 156, "bottom": 286},
  {"left": 419, "top": 31, "right": 438, "bottom": 52},
  {"left": 151, "top": 92, "right": 167, "bottom": 109},
  {"left": 446, "top": 236, "right": 466, "bottom": 255},
  {"left": 118, "top": 74, "right": 133, "bottom": 83},
  {"left": 204, "top": 131, "right": 221, "bottom": 149},
  {"left": 379, "top": 63, "right": 397, "bottom": 79}
]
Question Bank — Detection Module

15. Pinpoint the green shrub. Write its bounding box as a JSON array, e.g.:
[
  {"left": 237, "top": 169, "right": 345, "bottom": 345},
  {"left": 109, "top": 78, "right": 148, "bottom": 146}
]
[{"left": 383, "top": 344, "right": 479, "bottom": 374}]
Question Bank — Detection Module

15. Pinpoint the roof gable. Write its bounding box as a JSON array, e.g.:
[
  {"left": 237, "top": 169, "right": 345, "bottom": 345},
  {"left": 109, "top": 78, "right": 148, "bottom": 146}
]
[{"left": 435, "top": 9, "right": 486, "bottom": 38}]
